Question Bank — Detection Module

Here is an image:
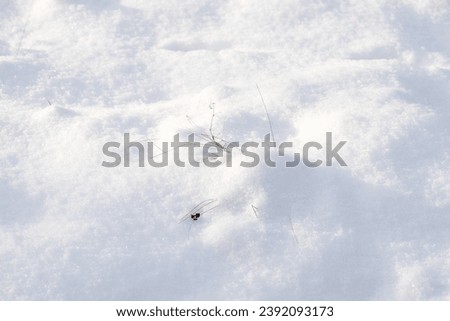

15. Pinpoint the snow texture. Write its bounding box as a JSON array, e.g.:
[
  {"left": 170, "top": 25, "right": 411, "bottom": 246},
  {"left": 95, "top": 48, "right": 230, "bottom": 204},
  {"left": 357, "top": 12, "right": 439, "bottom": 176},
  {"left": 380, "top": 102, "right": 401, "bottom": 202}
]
[{"left": 1, "top": 0, "right": 450, "bottom": 300}]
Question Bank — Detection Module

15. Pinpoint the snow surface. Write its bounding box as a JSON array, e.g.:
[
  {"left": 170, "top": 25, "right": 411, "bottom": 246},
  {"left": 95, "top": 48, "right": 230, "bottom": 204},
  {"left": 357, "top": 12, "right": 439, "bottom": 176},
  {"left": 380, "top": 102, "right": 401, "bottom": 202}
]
[{"left": 1, "top": 0, "right": 450, "bottom": 300}]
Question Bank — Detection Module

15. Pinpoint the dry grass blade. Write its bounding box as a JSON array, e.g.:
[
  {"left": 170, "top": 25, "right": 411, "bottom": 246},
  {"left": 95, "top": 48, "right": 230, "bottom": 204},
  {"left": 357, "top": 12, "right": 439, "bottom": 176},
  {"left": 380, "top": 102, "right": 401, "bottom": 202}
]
[
  {"left": 256, "top": 84, "right": 275, "bottom": 142},
  {"left": 179, "top": 199, "right": 218, "bottom": 223}
]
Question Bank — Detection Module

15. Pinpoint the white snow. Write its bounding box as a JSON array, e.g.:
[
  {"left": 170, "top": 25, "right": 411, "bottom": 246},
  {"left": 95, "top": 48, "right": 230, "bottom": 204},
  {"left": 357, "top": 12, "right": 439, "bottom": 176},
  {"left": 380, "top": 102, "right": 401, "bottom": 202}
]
[{"left": 1, "top": 0, "right": 450, "bottom": 300}]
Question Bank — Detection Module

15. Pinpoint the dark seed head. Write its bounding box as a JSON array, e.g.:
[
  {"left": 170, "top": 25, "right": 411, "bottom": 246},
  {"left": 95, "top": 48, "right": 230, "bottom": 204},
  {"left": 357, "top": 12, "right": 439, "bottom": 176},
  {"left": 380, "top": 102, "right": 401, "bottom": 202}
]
[{"left": 191, "top": 213, "right": 201, "bottom": 220}]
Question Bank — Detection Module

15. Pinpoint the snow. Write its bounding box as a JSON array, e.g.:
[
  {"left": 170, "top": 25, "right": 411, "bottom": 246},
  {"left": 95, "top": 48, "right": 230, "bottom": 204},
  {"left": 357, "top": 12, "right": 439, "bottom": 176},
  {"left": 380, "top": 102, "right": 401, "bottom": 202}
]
[{"left": 1, "top": 0, "right": 450, "bottom": 300}]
